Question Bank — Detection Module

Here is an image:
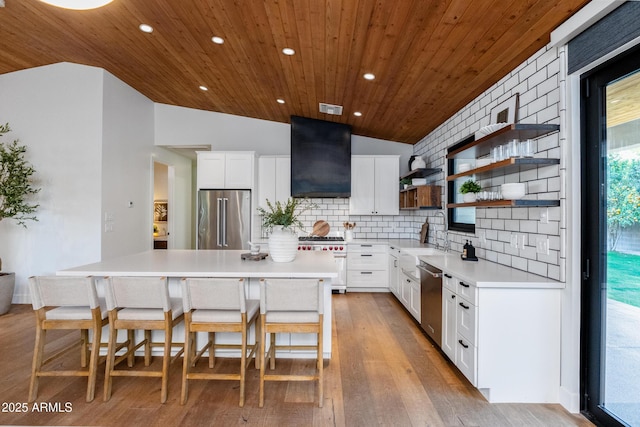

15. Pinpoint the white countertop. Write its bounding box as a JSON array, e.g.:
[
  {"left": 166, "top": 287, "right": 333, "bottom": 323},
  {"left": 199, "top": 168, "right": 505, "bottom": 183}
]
[
  {"left": 349, "top": 238, "right": 563, "bottom": 289},
  {"left": 58, "top": 249, "right": 338, "bottom": 279}
]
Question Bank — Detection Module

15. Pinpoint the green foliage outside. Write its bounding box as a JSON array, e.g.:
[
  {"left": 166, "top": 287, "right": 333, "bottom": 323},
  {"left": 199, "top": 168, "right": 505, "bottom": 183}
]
[
  {"left": 607, "top": 251, "right": 640, "bottom": 309},
  {"left": 607, "top": 155, "right": 640, "bottom": 250},
  {"left": 0, "top": 123, "right": 40, "bottom": 227}
]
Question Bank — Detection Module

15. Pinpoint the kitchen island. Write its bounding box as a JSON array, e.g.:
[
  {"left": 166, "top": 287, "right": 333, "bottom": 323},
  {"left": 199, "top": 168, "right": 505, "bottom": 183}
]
[{"left": 58, "top": 249, "right": 338, "bottom": 358}]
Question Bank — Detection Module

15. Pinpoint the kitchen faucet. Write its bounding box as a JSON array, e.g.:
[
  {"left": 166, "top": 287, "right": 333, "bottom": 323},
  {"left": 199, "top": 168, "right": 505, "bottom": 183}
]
[{"left": 433, "top": 210, "right": 450, "bottom": 252}]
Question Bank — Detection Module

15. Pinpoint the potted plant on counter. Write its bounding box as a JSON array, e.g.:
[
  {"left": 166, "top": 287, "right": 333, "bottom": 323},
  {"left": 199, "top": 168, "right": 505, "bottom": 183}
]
[
  {"left": 459, "top": 179, "right": 481, "bottom": 203},
  {"left": 0, "top": 122, "right": 40, "bottom": 315},
  {"left": 258, "top": 198, "right": 316, "bottom": 262}
]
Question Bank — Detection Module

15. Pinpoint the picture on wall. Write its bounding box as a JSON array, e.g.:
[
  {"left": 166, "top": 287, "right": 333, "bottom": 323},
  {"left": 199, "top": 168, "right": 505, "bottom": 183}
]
[
  {"left": 490, "top": 93, "right": 519, "bottom": 124},
  {"left": 154, "top": 200, "right": 168, "bottom": 222}
]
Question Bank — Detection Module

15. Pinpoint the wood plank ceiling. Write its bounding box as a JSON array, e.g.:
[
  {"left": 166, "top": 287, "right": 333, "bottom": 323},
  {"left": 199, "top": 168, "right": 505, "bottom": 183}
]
[{"left": 0, "top": 0, "right": 590, "bottom": 144}]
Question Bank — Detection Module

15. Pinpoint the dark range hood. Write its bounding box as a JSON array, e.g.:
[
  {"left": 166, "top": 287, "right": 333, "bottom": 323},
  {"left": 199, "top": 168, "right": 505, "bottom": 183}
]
[{"left": 290, "top": 115, "right": 351, "bottom": 198}]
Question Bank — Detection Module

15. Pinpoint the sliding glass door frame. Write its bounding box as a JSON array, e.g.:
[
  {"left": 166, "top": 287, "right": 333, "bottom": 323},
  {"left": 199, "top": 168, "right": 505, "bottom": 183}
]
[{"left": 580, "top": 44, "right": 640, "bottom": 427}]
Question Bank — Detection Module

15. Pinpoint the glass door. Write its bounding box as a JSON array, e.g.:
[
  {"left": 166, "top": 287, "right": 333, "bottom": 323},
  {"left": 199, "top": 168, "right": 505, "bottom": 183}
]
[{"left": 581, "top": 46, "right": 640, "bottom": 427}]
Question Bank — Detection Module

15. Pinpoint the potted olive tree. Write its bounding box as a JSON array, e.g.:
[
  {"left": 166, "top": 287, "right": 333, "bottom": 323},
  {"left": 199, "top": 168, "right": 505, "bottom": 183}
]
[{"left": 0, "top": 123, "right": 40, "bottom": 315}]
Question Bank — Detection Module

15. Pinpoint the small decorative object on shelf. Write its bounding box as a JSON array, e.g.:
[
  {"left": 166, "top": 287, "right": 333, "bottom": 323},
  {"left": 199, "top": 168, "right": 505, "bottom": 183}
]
[{"left": 459, "top": 179, "right": 481, "bottom": 203}]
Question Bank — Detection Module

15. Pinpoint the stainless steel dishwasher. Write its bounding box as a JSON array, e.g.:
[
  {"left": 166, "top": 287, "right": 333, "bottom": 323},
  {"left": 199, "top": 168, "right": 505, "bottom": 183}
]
[{"left": 418, "top": 260, "right": 442, "bottom": 347}]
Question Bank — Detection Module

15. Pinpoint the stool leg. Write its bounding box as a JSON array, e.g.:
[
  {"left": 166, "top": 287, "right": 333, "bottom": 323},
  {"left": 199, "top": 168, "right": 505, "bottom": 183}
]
[
  {"left": 269, "top": 333, "right": 276, "bottom": 370},
  {"left": 180, "top": 326, "right": 192, "bottom": 405},
  {"left": 86, "top": 321, "right": 101, "bottom": 402},
  {"left": 317, "top": 326, "right": 323, "bottom": 408},
  {"left": 28, "top": 324, "right": 46, "bottom": 402},
  {"left": 104, "top": 314, "right": 118, "bottom": 401},
  {"left": 127, "top": 329, "right": 135, "bottom": 367},
  {"left": 144, "top": 330, "right": 152, "bottom": 366},
  {"left": 80, "top": 329, "right": 89, "bottom": 368},
  {"left": 239, "top": 321, "right": 247, "bottom": 407},
  {"left": 160, "top": 316, "right": 172, "bottom": 403},
  {"left": 259, "top": 316, "right": 266, "bottom": 408}
]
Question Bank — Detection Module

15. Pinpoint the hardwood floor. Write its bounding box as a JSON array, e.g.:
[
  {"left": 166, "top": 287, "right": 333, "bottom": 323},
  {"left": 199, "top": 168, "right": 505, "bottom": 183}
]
[{"left": 0, "top": 294, "right": 593, "bottom": 426}]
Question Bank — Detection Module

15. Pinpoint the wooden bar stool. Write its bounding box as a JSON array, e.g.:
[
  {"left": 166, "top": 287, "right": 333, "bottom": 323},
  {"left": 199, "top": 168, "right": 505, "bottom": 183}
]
[
  {"left": 103, "top": 276, "right": 184, "bottom": 403},
  {"left": 258, "top": 278, "right": 324, "bottom": 408},
  {"left": 180, "top": 278, "right": 259, "bottom": 406},
  {"left": 28, "top": 275, "right": 107, "bottom": 402}
]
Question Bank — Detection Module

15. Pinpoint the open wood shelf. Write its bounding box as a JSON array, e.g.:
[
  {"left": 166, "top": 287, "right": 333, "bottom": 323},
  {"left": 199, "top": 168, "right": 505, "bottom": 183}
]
[
  {"left": 446, "top": 124, "right": 560, "bottom": 160},
  {"left": 400, "top": 168, "right": 441, "bottom": 180},
  {"left": 447, "top": 199, "right": 560, "bottom": 208},
  {"left": 447, "top": 157, "right": 560, "bottom": 181}
]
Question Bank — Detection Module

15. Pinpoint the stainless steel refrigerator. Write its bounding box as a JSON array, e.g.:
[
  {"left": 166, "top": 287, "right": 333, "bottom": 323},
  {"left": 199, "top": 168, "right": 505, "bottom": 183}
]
[{"left": 197, "top": 190, "right": 251, "bottom": 250}]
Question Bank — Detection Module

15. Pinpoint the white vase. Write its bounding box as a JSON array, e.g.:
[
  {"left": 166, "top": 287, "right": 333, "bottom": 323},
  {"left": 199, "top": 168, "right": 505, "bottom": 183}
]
[
  {"left": 463, "top": 193, "right": 476, "bottom": 203},
  {"left": 268, "top": 226, "right": 298, "bottom": 262}
]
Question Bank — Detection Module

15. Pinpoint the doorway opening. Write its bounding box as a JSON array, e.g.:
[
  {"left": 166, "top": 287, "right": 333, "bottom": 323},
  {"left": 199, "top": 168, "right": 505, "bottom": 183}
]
[{"left": 153, "top": 161, "right": 172, "bottom": 249}]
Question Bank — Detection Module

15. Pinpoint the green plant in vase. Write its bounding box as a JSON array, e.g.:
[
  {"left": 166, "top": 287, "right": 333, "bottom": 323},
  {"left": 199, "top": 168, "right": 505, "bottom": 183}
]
[{"left": 459, "top": 179, "right": 481, "bottom": 203}]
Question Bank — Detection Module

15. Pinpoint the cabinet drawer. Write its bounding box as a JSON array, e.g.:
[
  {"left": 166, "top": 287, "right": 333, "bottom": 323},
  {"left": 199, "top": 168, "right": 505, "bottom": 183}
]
[
  {"left": 456, "top": 298, "right": 477, "bottom": 346},
  {"left": 456, "top": 279, "right": 477, "bottom": 305},
  {"left": 348, "top": 244, "right": 387, "bottom": 253},
  {"left": 347, "top": 270, "right": 388, "bottom": 288},
  {"left": 347, "top": 252, "right": 387, "bottom": 270},
  {"left": 456, "top": 334, "right": 477, "bottom": 386},
  {"left": 443, "top": 272, "right": 456, "bottom": 292}
]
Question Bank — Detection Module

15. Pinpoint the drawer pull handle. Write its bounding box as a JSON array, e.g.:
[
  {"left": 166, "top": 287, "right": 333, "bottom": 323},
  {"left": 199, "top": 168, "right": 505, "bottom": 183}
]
[
  {"left": 360, "top": 271, "right": 373, "bottom": 275},
  {"left": 444, "top": 274, "right": 452, "bottom": 278},
  {"left": 459, "top": 281, "right": 470, "bottom": 288},
  {"left": 459, "top": 302, "right": 469, "bottom": 310},
  {"left": 361, "top": 254, "right": 373, "bottom": 257},
  {"left": 361, "top": 245, "right": 373, "bottom": 247},
  {"left": 451, "top": 295, "right": 456, "bottom": 299},
  {"left": 458, "top": 339, "right": 469, "bottom": 349}
]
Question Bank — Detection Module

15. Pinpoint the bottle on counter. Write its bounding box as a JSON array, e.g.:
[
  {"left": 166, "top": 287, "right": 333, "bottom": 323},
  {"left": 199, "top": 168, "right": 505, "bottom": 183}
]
[{"left": 462, "top": 240, "right": 469, "bottom": 259}]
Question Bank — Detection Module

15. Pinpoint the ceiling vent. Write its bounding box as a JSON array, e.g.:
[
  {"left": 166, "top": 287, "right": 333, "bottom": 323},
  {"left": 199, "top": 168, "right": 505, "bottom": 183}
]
[{"left": 319, "top": 103, "right": 343, "bottom": 116}]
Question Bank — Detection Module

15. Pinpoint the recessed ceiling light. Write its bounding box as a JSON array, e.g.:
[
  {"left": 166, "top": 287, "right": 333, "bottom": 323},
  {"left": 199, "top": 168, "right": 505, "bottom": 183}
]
[
  {"left": 199, "top": 85, "right": 208, "bottom": 91},
  {"left": 354, "top": 111, "right": 362, "bottom": 117},
  {"left": 282, "top": 48, "right": 295, "bottom": 56},
  {"left": 139, "top": 24, "right": 153, "bottom": 33},
  {"left": 276, "top": 99, "right": 286, "bottom": 104},
  {"left": 363, "top": 73, "right": 375, "bottom": 80},
  {"left": 38, "top": 0, "right": 113, "bottom": 9},
  {"left": 211, "top": 36, "right": 224, "bottom": 45}
]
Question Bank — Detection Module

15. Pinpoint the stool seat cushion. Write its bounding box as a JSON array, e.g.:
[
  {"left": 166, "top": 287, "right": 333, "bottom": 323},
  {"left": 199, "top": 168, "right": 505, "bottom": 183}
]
[
  {"left": 45, "top": 303, "right": 108, "bottom": 321},
  {"left": 117, "top": 298, "right": 184, "bottom": 321},
  {"left": 192, "top": 299, "right": 259, "bottom": 323}
]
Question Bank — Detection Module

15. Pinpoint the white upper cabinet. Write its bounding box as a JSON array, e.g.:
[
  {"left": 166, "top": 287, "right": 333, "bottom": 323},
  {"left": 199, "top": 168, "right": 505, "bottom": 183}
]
[
  {"left": 258, "top": 156, "right": 291, "bottom": 209},
  {"left": 197, "top": 151, "right": 255, "bottom": 189},
  {"left": 350, "top": 155, "right": 399, "bottom": 215}
]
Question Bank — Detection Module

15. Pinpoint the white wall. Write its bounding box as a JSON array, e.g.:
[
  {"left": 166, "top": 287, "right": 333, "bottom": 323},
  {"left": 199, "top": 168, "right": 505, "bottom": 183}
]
[
  {"left": 0, "top": 63, "right": 104, "bottom": 303},
  {"left": 153, "top": 103, "right": 414, "bottom": 171},
  {"left": 0, "top": 63, "right": 194, "bottom": 303}
]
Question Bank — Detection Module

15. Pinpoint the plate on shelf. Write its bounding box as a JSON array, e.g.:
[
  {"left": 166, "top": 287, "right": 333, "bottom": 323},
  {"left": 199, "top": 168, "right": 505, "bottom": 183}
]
[{"left": 475, "top": 123, "right": 510, "bottom": 139}]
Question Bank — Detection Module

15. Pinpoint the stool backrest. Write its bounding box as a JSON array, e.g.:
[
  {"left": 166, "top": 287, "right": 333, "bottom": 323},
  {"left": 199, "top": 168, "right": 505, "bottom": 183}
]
[
  {"left": 105, "top": 276, "right": 170, "bottom": 311},
  {"left": 260, "top": 279, "right": 323, "bottom": 315},
  {"left": 29, "top": 276, "right": 99, "bottom": 310},
  {"left": 182, "top": 278, "right": 246, "bottom": 313}
]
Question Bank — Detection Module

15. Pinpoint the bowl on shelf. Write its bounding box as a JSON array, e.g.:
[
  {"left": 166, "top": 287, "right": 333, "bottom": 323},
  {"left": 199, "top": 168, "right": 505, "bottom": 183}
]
[
  {"left": 457, "top": 163, "right": 472, "bottom": 173},
  {"left": 475, "top": 123, "right": 510, "bottom": 139},
  {"left": 411, "top": 178, "right": 427, "bottom": 186},
  {"left": 501, "top": 183, "right": 526, "bottom": 200}
]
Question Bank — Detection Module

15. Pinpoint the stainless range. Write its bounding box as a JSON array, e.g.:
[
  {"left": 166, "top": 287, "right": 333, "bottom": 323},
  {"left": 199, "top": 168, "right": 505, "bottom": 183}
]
[{"left": 298, "top": 236, "right": 347, "bottom": 292}]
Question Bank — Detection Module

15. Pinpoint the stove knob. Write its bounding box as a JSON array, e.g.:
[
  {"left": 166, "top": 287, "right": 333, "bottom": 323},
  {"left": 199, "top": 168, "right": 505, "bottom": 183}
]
[
  {"left": 328, "top": 246, "right": 333, "bottom": 250},
  {"left": 339, "top": 246, "right": 344, "bottom": 250},
  {"left": 297, "top": 246, "right": 301, "bottom": 251},
  {"left": 323, "top": 247, "right": 328, "bottom": 251},
  {"left": 307, "top": 245, "right": 312, "bottom": 250}
]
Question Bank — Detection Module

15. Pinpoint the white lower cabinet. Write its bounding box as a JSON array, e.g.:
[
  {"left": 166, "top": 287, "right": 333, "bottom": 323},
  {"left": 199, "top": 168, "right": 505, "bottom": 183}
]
[
  {"left": 388, "top": 246, "right": 400, "bottom": 298},
  {"left": 440, "top": 269, "right": 561, "bottom": 403},
  {"left": 408, "top": 278, "right": 421, "bottom": 321},
  {"left": 347, "top": 244, "right": 388, "bottom": 292}
]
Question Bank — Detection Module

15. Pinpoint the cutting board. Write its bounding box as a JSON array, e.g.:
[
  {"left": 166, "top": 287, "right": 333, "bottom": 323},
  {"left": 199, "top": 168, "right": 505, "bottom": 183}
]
[
  {"left": 312, "top": 220, "right": 330, "bottom": 236},
  {"left": 420, "top": 220, "right": 429, "bottom": 243}
]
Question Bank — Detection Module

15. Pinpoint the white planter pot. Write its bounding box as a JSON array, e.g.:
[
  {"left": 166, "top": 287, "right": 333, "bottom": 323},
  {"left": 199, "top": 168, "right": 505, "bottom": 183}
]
[
  {"left": 268, "top": 226, "right": 298, "bottom": 262},
  {"left": 463, "top": 193, "right": 477, "bottom": 203},
  {"left": 0, "top": 272, "right": 16, "bottom": 316}
]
